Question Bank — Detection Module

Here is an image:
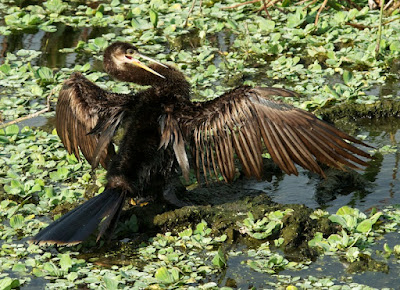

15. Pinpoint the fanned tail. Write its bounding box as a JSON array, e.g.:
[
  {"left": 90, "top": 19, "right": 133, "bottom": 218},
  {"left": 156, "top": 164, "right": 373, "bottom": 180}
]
[{"left": 31, "top": 189, "right": 126, "bottom": 246}]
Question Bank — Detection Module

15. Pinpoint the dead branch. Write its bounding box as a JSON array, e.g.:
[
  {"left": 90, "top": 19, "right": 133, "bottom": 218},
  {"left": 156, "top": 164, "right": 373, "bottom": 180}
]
[
  {"left": 221, "top": 0, "right": 260, "bottom": 9},
  {"left": 314, "top": 0, "right": 328, "bottom": 26},
  {"left": 0, "top": 89, "right": 55, "bottom": 130}
]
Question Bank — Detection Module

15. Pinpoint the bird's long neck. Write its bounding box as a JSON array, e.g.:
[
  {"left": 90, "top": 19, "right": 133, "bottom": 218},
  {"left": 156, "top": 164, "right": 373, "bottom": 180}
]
[
  {"left": 136, "top": 64, "right": 190, "bottom": 97},
  {"left": 105, "top": 60, "right": 190, "bottom": 100}
]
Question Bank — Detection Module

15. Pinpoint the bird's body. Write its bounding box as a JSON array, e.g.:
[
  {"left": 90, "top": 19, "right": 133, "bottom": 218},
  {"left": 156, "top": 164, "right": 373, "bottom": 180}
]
[{"left": 32, "top": 42, "right": 371, "bottom": 245}]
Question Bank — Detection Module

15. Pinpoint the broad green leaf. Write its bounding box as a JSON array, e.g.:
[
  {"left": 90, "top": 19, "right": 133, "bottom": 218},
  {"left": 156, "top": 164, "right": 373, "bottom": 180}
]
[
  {"left": 179, "top": 228, "right": 193, "bottom": 237},
  {"left": 59, "top": 253, "right": 72, "bottom": 271},
  {"left": 226, "top": 19, "right": 239, "bottom": 31},
  {"left": 328, "top": 215, "right": 347, "bottom": 229},
  {"left": 0, "top": 277, "right": 20, "bottom": 290},
  {"left": 336, "top": 206, "right": 354, "bottom": 216},
  {"left": 356, "top": 219, "right": 372, "bottom": 233},
  {"left": 0, "top": 63, "right": 11, "bottom": 74},
  {"left": 369, "top": 212, "right": 383, "bottom": 225},
  {"left": 103, "top": 274, "right": 120, "bottom": 289},
  {"left": 32, "top": 268, "right": 45, "bottom": 277},
  {"left": 390, "top": 41, "right": 400, "bottom": 52},
  {"left": 67, "top": 272, "right": 78, "bottom": 282},
  {"left": 212, "top": 248, "right": 226, "bottom": 268},
  {"left": 35, "top": 67, "right": 54, "bottom": 83},
  {"left": 44, "top": 0, "right": 68, "bottom": 14},
  {"left": 343, "top": 70, "right": 353, "bottom": 85},
  {"left": 5, "top": 125, "right": 19, "bottom": 136},
  {"left": 149, "top": 9, "right": 158, "bottom": 28},
  {"left": 258, "top": 18, "right": 275, "bottom": 31},
  {"left": 155, "top": 267, "right": 178, "bottom": 284},
  {"left": 12, "top": 263, "right": 26, "bottom": 272},
  {"left": 10, "top": 214, "right": 24, "bottom": 229}
]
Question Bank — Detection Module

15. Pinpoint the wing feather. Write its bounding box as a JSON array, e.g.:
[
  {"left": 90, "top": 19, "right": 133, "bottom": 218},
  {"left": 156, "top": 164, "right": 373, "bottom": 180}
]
[
  {"left": 56, "top": 73, "right": 128, "bottom": 169},
  {"left": 171, "top": 86, "right": 372, "bottom": 182}
]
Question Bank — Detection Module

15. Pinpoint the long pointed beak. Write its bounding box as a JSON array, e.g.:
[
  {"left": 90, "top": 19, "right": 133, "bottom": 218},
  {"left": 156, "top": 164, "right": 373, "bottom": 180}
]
[
  {"left": 137, "top": 53, "right": 168, "bottom": 68},
  {"left": 125, "top": 52, "right": 167, "bottom": 79}
]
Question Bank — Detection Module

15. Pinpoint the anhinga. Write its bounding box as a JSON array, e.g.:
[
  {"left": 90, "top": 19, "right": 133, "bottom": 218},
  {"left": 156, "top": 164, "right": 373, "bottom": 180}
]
[{"left": 32, "top": 42, "right": 371, "bottom": 245}]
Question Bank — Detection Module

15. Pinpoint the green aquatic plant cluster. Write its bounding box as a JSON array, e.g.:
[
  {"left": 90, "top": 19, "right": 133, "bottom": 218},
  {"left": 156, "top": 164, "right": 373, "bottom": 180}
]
[
  {"left": 2, "top": 198, "right": 400, "bottom": 288},
  {"left": 1, "top": 0, "right": 400, "bottom": 288},
  {"left": 309, "top": 206, "right": 383, "bottom": 263},
  {"left": 0, "top": 125, "right": 107, "bottom": 246},
  {"left": 239, "top": 209, "right": 294, "bottom": 239},
  {"left": 244, "top": 241, "right": 309, "bottom": 274}
]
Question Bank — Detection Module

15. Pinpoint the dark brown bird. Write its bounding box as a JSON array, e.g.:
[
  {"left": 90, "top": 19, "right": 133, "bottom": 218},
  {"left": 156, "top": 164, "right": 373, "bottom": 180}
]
[{"left": 31, "top": 42, "right": 371, "bottom": 245}]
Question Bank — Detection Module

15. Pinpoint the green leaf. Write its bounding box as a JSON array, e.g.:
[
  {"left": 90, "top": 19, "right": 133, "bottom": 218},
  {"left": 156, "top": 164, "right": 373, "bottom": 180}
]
[
  {"left": 43, "top": 262, "right": 64, "bottom": 277},
  {"left": 179, "top": 228, "right": 193, "bottom": 237},
  {"left": 103, "top": 273, "right": 120, "bottom": 289},
  {"left": 5, "top": 125, "right": 19, "bottom": 136},
  {"left": 32, "top": 268, "right": 45, "bottom": 277},
  {"left": 44, "top": 0, "right": 68, "bottom": 14},
  {"left": 110, "top": 0, "right": 120, "bottom": 6},
  {"left": 287, "top": 9, "right": 306, "bottom": 28},
  {"left": 149, "top": 9, "right": 158, "bottom": 28},
  {"left": 389, "top": 41, "right": 400, "bottom": 52},
  {"left": 59, "top": 253, "right": 72, "bottom": 271},
  {"left": 328, "top": 215, "right": 347, "bottom": 229},
  {"left": 343, "top": 70, "right": 353, "bottom": 85},
  {"left": 35, "top": 67, "right": 54, "bottom": 83},
  {"left": 67, "top": 272, "right": 78, "bottom": 282},
  {"left": 12, "top": 263, "right": 26, "bottom": 272},
  {"left": 155, "top": 267, "right": 180, "bottom": 284},
  {"left": 31, "top": 85, "right": 43, "bottom": 96},
  {"left": 94, "top": 37, "right": 108, "bottom": 50},
  {"left": 50, "top": 167, "right": 69, "bottom": 181},
  {"left": 356, "top": 219, "right": 372, "bottom": 233},
  {"left": 369, "top": 212, "right": 383, "bottom": 225},
  {"left": 281, "top": 0, "right": 292, "bottom": 6},
  {"left": 258, "top": 18, "right": 275, "bottom": 31},
  {"left": 226, "top": 18, "right": 239, "bottom": 31},
  {"left": 336, "top": 206, "right": 354, "bottom": 216},
  {"left": 10, "top": 214, "right": 24, "bottom": 229},
  {"left": 194, "top": 221, "right": 207, "bottom": 235},
  {"left": 0, "top": 277, "right": 20, "bottom": 290},
  {"left": 212, "top": 248, "right": 226, "bottom": 268},
  {"left": 383, "top": 243, "right": 392, "bottom": 253},
  {"left": 0, "top": 63, "right": 11, "bottom": 74}
]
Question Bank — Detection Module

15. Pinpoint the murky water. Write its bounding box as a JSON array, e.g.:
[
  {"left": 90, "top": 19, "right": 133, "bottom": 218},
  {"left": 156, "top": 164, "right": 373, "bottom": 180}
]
[{"left": 247, "top": 117, "right": 400, "bottom": 213}]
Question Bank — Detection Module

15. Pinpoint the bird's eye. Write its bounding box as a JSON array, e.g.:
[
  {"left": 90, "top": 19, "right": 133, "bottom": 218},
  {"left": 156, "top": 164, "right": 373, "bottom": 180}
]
[{"left": 126, "top": 48, "right": 135, "bottom": 55}]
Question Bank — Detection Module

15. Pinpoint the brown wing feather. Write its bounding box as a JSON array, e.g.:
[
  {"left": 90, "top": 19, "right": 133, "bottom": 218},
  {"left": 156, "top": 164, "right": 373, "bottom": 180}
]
[
  {"left": 171, "top": 86, "right": 371, "bottom": 182},
  {"left": 56, "top": 72, "right": 127, "bottom": 169}
]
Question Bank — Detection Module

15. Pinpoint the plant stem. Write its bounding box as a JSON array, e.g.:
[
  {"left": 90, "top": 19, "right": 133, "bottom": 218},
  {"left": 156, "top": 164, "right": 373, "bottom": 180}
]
[{"left": 375, "top": 0, "right": 386, "bottom": 59}]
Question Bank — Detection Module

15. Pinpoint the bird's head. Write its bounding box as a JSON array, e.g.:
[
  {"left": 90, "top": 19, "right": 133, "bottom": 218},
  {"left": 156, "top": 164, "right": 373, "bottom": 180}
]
[{"left": 103, "top": 41, "right": 167, "bottom": 82}]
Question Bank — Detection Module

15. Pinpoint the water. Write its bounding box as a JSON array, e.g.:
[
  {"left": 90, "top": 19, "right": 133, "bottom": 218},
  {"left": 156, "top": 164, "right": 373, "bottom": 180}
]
[{"left": 249, "top": 117, "right": 400, "bottom": 213}]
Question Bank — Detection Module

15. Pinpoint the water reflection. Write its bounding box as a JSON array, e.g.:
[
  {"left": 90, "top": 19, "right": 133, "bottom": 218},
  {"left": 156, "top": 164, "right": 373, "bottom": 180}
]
[
  {"left": 245, "top": 117, "right": 400, "bottom": 213},
  {"left": 0, "top": 24, "right": 111, "bottom": 68}
]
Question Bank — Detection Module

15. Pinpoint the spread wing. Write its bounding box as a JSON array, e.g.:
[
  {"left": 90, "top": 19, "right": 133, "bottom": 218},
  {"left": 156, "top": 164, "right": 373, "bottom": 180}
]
[
  {"left": 163, "top": 86, "right": 371, "bottom": 182},
  {"left": 56, "top": 72, "right": 129, "bottom": 169}
]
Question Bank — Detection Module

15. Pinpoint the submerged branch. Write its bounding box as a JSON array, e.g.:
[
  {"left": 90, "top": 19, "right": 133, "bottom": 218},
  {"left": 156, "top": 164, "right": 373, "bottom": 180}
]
[{"left": 0, "top": 89, "right": 55, "bottom": 130}]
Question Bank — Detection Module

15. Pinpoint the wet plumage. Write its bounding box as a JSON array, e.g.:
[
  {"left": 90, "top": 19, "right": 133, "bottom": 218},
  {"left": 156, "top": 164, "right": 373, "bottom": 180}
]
[{"left": 31, "top": 42, "right": 371, "bottom": 245}]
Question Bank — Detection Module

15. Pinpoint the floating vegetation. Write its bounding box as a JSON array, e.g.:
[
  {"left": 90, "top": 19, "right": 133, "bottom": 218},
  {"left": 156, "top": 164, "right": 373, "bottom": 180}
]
[{"left": 1, "top": 0, "right": 400, "bottom": 288}]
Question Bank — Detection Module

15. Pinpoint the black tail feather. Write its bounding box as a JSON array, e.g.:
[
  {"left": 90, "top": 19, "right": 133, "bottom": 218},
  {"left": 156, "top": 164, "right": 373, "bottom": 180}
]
[{"left": 31, "top": 188, "right": 126, "bottom": 246}]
